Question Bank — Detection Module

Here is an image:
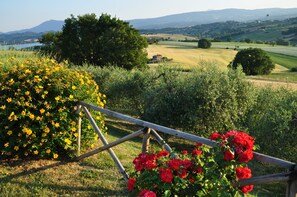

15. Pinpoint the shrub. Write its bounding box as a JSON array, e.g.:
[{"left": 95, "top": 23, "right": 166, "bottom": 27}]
[
  {"left": 0, "top": 58, "right": 106, "bottom": 159},
  {"left": 198, "top": 38, "right": 211, "bottom": 49},
  {"left": 79, "top": 65, "right": 152, "bottom": 117},
  {"left": 143, "top": 66, "right": 256, "bottom": 137},
  {"left": 246, "top": 88, "right": 297, "bottom": 162},
  {"left": 291, "top": 67, "right": 297, "bottom": 72},
  {"left": 230, "top": 48, "right": 275, "bottom": 75}
]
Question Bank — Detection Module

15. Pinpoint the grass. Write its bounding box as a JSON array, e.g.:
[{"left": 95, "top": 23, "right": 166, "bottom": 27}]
[
  {"left": 0, "top": 119, "right": 143, "bottom": 196},
  {"left": 0, "top": 50, "right": 37, "bottom": 62},
  {"left": 267, "top": 52, "right": 297, "bottom": 69},
  {"left": 0, "top": 118, "right": 287, "bottom": 196}
]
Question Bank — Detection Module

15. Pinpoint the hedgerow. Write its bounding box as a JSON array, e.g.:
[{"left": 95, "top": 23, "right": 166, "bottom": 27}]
[{"left": 0, "top": 58, "right": 106, "bottom": 159}]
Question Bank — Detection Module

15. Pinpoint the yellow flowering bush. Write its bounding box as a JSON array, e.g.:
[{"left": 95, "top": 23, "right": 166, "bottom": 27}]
[{"left": 0, "top": 58, "right": 106, "bottom": 159}]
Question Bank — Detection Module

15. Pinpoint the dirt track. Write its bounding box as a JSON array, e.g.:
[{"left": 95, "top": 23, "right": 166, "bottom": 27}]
[{"left": 248, "top": 79, "right": 297, "bottom": 90}]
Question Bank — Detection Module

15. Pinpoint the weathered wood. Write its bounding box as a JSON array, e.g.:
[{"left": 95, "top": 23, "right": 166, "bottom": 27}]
[
  {"left": 82, "top": 106, "right": 129, "bottom": 181},
  {"left": 253, "top": 152, "right": 295, "bottom": 170},
  {"left": 238, "top": 172, "right": 291, "bottom": 186},
  {"left": 151, "top": 129, "right": 174, "bottom": 155},
  {"left": 78, "top": 101, "right": 296, "bottom": 170},
  {"left": 286, "top": 171, "right": 297, "bottom": 197},
  {"left": 78, "top": 101, "right": 216, "bottom": 147},
  {"left": 77, "top": 115, "right": 82, "bottom": 156},
  {"left": 75, "top": 128, "right": 144, "bottom": 161},
  {"left": 142, "top": 128, "right": 151, "bottom": 153}
]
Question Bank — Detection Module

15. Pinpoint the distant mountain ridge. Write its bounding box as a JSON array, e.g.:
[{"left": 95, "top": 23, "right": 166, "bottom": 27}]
[
  {"left": 128, "top": 8, "right": 297, "bottom": 29},
  {"left": 1, "top": 8, "right": 297, "bottom": 44},
  {"left": 6, "top": 20, "right": 64, "bottom": 34}
]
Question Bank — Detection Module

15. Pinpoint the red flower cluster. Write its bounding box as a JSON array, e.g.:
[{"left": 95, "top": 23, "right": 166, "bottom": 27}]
[
  {"left": 210, "top": 130, "right": 254, "bottom": 163},
  {"left": 133, "top": 153, "right": 158, "bottom": 171},
  {"left": 236, "top": 167, "right": 254, "bottom": 193},
  {"left": 127, "top": 177, "right": 136, "bottom": 191},
  {"left": 210, "top": 130, "right": 255, "bottom": 194},
  {"left": 138, "top": 189, "right": 157, "bottom": 197}
]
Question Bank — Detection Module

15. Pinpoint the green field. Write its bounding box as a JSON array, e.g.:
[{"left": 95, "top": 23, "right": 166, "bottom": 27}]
[{"left": 267, "top": 52, "right": 297, "bottom": 69}]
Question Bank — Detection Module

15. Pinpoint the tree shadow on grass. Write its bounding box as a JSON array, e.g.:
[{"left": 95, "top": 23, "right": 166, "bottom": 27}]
[
  {"left": 0, "top": 160, "right": 128, "bottom": 196},
  {"left": 2, "top": 179, "right": 128, "bottom": 196}
]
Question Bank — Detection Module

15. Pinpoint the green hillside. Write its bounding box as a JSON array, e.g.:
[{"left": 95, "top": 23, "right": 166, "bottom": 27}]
[{"left": 141, "top": 17, "right": 297, "bottom": 45}]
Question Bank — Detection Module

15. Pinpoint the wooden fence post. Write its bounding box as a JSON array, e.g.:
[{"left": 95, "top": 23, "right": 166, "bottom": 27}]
[
  {"left": 142, "top": 128, "right": 151, "bottom": 153},
  {"left": 286, "top": 169, "right": 297, "bottom": 197},
  {"left": 77, "top": 115, "right": 82, "bottom": 156}
]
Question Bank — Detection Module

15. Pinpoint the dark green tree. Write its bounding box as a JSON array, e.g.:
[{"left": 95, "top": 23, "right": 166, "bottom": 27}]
[
  {"left": 230, "top": 48, "right": 275, "bottom": 75},
  {"left": 40, "top": 14, "right": 148, "bottom": 69},
  {"left": 198, "top": 38, "right": 211, "bottom": 49}
]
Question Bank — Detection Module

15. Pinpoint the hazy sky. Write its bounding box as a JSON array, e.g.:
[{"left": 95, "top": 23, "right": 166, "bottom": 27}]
[{"left": 1, "top": 0, "right": 297, "bottom": 32}]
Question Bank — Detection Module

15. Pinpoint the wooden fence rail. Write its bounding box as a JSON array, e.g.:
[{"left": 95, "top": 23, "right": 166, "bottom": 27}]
[{"left": 75, "top": 101, "right": 297, "bottom": 197}]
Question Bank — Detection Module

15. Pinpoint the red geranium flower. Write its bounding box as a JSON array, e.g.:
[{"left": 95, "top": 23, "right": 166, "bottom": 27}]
[
  {"left": 240, "top": 185, "right": 254, "bottom": 194},
  {"left": 239, "top": 150, "right": 253, "bottom": 163},
  {"left": 181, "top": 150, "right": 188, "bottom": 155},
  {"left": 157, "top": 150, "right": 169, "bottom": 158},
  {"left": 159, "top": 168, "right": 173, "bottom": 183},
  {"left": 236, "top": 167, "right": 252, "bottom": 179},
  {"left": 138, "top": 190, "right": 157, "bottom": 197},
  {"left": 224, "top": 150, "right": 235, "bottom": 161},
  {"left": 192, "top": 149, "right": 202, "bottom": 156},
  {"left": 127, "top": 178, "right": 136, "bottom": 191},
  {"left": 210, "top": 132, "right": 221, "bottom": 140},
  {"left": 177, "top": 168, "right": 188, "bottom": 179}
]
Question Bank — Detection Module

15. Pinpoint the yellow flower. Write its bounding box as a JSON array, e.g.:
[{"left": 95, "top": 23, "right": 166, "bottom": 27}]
[
  {"left": 7, "top": 130, "right": 12, "bottom": 135},
  {"left": 46, "top": 112, "right": 51, "bottom": 117},
  {"left": 71, "top": 121, "right": 76, "bottom": 126},
  {"left": 21, "top": 110, "right": 26, "bottom": 116},
  {"left": 36, "top": 116, "right": 41, "bottom": 121},
  {"left": 9, "top": 78, "right": 14, "bottom": 85},
  {"left": 4, "top": 142, "right": 9, "bottom": 147},
  {"left": 34, "top": 150, "right": 38, "bottom": 155},
  {"left": 25, "top": 91, "right": 30, "bottom": 95},
  {"left": 54, "top": 122, "right": 60, "bottom": 128},
  {"left": 69, "top": 94, "right": 74, "bottom": 99},
  {"left": 40, "top": 108, "right": 45, "bottom": 114},
  {"left": 0, "top": 105, "right": 6, "bottom": 110},
  {"left": 58, "top": 108, "right": 63, "bottom": 112},
  {"left": 28, "top": 113, "right": 35, "bottom": 120},
  {"left": 64, "top": 138, "right": 72, "bottom": 145},
  {"left": 46, "top": 149, "right": 51, "bottom": 154},
  {"left": 71, "top": 127, "right": 77, "bottom": 132},
  {"left": 55, "top": 96, "right": 61, "bottom": 101},
  {"left": 53, "top": 154, "right": 59, "bottom": 159},
  {"left": 14, "top": 146, "right": 19, "bottom": 151},
  {"left": 22, "top": 127, "right": 33, "bottom": 136},
  {"left": 44, "top": 127, "right": 50, "bottom": 133},
  {"left": 6, "top": 98, "right": 12, "bottom": 103},
  {"left": 44, "top": 91, "right": 48, "bottom": 95},
  {"left": 42, "top": 133, "right": 47, "bottom": 137},
  {"left": 72, "top": 85, "right": 76, "bottom": 90}
]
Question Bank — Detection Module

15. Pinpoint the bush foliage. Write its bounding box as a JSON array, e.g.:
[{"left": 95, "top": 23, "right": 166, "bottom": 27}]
[
  {"left": 198, "top": 38, "right": 212, "bottom": 49},
  {"left": 230, "top": 48, "right": 275, "bottom": 75},
  {"left": 0, "top": 58, "right": 106, "bottom": 159}
]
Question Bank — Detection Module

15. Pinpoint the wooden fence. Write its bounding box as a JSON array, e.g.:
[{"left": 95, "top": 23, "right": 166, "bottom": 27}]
[{"left": 75, "top": 101, "right": 297, "bottom": 197}]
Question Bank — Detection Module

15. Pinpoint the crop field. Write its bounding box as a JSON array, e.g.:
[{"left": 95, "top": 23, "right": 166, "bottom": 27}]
[
  {"left": 148, "top": 41, "right": 297, "bottom": 89},
  {"left": 147, "top": 43, "right": 237, "bottom": 69}
]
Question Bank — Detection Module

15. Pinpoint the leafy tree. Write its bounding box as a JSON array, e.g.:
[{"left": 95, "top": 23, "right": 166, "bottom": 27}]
[
  {"left": 40, "top": 14, "right": 148, "bottom": 69},
  {"left": 230, "top": 48, "right": 275, "bottom": 75},
  {"left": 198, "top": 38, "right": 211, "bottom": 49}
]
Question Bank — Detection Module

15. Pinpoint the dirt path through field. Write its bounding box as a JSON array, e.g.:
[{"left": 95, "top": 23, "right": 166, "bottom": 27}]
[{"left": 248, "top": 79, "right": 297, "bottom": 90}]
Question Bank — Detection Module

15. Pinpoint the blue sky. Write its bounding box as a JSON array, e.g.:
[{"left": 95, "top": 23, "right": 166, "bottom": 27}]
[{"left": 1, "top": 0, "right": 297, "bottom": 32}]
